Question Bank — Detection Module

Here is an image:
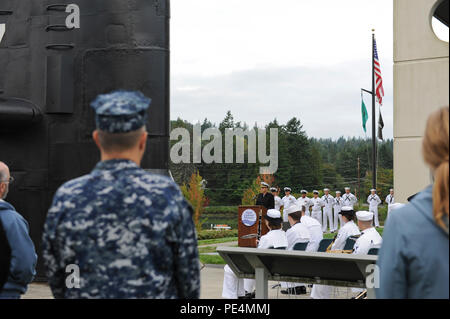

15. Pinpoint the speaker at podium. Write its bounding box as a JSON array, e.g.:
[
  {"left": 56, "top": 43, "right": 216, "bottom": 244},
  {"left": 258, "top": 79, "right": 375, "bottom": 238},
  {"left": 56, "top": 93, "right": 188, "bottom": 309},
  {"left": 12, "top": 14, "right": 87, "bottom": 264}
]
[{"left": 238, "top": 206, "right": 269, "bottom": 248}]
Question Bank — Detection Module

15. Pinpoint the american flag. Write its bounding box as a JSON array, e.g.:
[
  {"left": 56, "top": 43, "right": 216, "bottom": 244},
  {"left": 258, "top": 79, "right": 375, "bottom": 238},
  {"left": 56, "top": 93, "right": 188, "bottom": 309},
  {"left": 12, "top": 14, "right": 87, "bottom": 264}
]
[{"left": 374, "top": 38, "right": 384, "bottom": 105}]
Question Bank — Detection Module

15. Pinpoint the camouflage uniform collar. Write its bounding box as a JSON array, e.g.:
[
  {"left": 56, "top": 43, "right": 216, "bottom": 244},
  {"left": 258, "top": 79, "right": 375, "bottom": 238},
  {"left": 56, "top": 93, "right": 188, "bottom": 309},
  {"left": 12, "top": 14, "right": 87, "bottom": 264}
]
[{"left": 94, "top": 159, "right": 139, "bottom": 172}]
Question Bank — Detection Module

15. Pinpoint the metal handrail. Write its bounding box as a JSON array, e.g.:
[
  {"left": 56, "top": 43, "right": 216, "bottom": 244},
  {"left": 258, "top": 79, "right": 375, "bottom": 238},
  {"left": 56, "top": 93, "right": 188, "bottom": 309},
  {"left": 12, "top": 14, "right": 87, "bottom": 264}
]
[
  {"left": 46, "top": 4, "right": 67, "bottom": 12},
  {"left": 45, "top": 43, "right": 75, "bottom": 50},
  {"left": 45, "top": 24, "right": 72, "bottom": 32}
]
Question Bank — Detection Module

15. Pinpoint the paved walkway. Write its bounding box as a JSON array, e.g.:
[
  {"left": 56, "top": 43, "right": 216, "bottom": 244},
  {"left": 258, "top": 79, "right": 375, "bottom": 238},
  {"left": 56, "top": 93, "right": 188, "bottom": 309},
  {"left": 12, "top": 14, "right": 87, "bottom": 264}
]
[
  {"left": 199, "top": 241, "right": 238, "bottom": 248},
  {"left": 22, "top": 265, "right": 352, "bottom": 299}
]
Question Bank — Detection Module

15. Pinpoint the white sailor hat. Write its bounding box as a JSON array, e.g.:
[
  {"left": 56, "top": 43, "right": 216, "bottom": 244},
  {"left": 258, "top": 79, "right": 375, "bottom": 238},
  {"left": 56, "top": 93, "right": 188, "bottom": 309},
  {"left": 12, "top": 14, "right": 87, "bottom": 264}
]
[
  {"left": 370, "top": 189, "right": 377, "bottom": 192},
  {"left": 313, "top": 190, "right": 319, "bottom": 194},
  {"left": 266, "top": 209, "right": 282, "bottom": 219},
  {"left": 284, "top": 187, "right": 292, "bottom": 192},
  {"left": 339, "top": 206, "right": 355, "bottom": 216},
  {"left": 356, "top": 211, "right": 374, "bottom": 221},
  {"left": 390, "top": 188, "right": 394, "bottom": 192},
  {"left": 323, "top": 188, "right": 330, "bottom": 192},
  {"left": 389, "top": 203, "right": 405, "bottom": 212},
  {"left": 264, "top": 209, "right": 283, "bottom": 225},
  {"left": 270, "top": 187, "right": 277, "bottom": 192},
  {"left": 284, "top": 204, "right": 302, "bottom": 215},
  {"left": 261, "top": 182, "right": 270, "bottom": 188},
  {"left": 301, "top": 190, "right": 308, "bottom": 194},
  {"left": 345, "top": 187, "right": 351, "bottom": 190},
  {"left": 335, "top": 190, "right": 342, "bottom": 194}
]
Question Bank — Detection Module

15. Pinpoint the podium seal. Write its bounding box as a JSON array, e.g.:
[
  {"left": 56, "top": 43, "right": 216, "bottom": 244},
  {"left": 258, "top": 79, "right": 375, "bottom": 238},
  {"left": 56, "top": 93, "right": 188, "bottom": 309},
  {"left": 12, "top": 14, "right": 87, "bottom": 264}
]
[{"left": 241, "top": 209, "right": 257, "bottom": 227}]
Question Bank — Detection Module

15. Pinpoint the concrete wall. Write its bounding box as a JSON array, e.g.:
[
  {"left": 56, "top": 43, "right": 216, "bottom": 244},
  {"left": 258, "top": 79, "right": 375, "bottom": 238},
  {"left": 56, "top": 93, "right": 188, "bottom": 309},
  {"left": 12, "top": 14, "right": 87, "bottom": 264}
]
[{"left": 393, "top": 0, "right": 449, "bottom": 203}]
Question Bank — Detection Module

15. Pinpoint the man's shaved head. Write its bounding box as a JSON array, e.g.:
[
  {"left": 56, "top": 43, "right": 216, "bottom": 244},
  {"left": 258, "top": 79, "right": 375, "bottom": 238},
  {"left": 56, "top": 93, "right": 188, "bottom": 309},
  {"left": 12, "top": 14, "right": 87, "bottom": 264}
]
[
  {"left": 97, "top": 127, "right": 146, "bottom": 153},
  {"left": 0, "top": 161, "right": 10, "bottom": 199}
]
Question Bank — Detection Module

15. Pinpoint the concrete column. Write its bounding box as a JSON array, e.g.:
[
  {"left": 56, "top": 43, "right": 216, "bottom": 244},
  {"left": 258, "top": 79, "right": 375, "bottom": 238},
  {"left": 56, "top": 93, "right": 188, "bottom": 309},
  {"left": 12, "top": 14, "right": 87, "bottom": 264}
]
[{"left": 393, "top": 0, "right": 449, "bottom": 202}]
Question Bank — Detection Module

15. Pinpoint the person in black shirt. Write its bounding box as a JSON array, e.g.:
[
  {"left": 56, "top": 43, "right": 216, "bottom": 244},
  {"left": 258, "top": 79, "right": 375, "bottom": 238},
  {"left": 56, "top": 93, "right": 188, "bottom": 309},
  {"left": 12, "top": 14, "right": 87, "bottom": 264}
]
[{"left": 255, "top": 182, "right": 275, "bottom": 209}]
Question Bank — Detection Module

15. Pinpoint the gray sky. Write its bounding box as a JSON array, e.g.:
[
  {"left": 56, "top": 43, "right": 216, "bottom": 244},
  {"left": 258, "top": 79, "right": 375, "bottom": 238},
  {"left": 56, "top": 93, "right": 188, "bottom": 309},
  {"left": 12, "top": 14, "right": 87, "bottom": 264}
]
[
  {"left": 2, "top": 2, "right": 447, "bottom": 140},
  {"left": 171, "top": 0, "right": 395, "bottom": 139}
]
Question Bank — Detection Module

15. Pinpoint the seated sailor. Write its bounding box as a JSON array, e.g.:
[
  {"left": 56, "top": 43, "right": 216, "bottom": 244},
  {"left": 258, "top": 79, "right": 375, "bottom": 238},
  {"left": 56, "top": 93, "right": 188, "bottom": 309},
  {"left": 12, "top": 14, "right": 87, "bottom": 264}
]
[
  {"left": 280, "top": 204, "right": 311, "bottom": 295},
  {"left": 351, "top": 210, "right": 383, "bottom": 295},
  {"left": 298, "top": 205, "right": 323, "bottom": 252},
  {"left": 310, "top": 206, "right": 361, "bottom": 299},
  {"left": 222, "top": 209, "right": 287, "bottom": 299},
  {"left": 285, "top": 204, "right": 311, "bottom": 250}
]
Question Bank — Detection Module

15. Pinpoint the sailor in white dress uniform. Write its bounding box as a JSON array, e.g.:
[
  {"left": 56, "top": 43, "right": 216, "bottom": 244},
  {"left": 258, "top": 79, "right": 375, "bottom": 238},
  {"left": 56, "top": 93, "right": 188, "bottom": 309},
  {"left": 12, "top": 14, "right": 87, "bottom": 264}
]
[
  {"left": 222, "top": 209, "right": 287, "bottom": 299},
  {"left": 271, "top": 187, "right": 283, "bottom": 211},
  {"left": 297, "top": 190, "right": 312, "bottom": 217},
  {"left": 351, "top": 210, "right": 383, "bottom": 294},
  {"left": 342, "top": 187, "right": 358, "bottom": 209},
  {"left": 281, "top": 187, "right": 297, "bottom": 223},
  {"left": 385, "top": 189, "right": 395, "bottom": 216},
  {"left": 367, "top": 189, "right": 382, "bottom": 227},
  {"left": 299, "top": 205, "right": 323, "bottom": 252},
  {"left": 284, "top": 205, "right": 311, "bottom": 250},
  {"left": 321, "top": 189, "right": 335, "bottom": 233},
  {"left": 280, "top": 204, "right": 311, "bottom": 294},
  {"left": 310, "top": 206, "right": 361, "bottom": 299},
  {"left": 310, "top": 190, "right": 325, "bottom": 227},
  {"left": 333, "top": 191, "right": 344, "bottom": 231}
]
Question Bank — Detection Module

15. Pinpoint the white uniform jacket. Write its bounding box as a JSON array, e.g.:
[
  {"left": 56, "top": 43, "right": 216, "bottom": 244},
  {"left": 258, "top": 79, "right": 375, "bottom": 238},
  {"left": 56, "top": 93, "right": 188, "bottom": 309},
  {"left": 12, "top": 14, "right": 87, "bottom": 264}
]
[
  {"left": 367, "top": 194, "right": 382, "bottom": 208},
  {"left": 333, "top": 196, "right": 344, "bottom": 211},
  {"left": 297, "top": 196, "right": 312, "bottom": 211},
  {"left": 353, "top": 227, "right": 382, "bottom": 255},
  {"left": 331, "top": 220, "right": 361, "bottom": 250},
  {"left": 385, "top": 194, "right": 394, "bottom": 205},
  {"left": 258, "top": 229, "right": 288, "bottom": 249},
  {"left": 342, "top": 193, "right": 357, "bottom": 208},
  {"left": 321, "top": 194, "right": 335, "bottom": 210},
  {"left": 281, "top": 195, "right": 297, "bottom": 221},
  {"left": 286, "top": 222, "right": 310, "bottom": 250},
  {"left": 300, "top": 215, "right": 323, "bottom": 252},
  {"left": 274, "top": 196, "right": 282, "bottom": 211},
  {"left": 310, "top": 197, "right": 324, "bottom": 212}
]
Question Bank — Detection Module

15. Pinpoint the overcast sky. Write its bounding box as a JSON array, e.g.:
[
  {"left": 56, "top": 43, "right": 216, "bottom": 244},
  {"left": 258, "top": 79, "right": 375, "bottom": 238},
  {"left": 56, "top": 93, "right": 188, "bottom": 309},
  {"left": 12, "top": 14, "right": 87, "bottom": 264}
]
[
  {"left": 171, "top": 0, "right": 395, "bottom": 140},
  {"left": 1, "top": 1, "right": 447, "bottom": 140}
]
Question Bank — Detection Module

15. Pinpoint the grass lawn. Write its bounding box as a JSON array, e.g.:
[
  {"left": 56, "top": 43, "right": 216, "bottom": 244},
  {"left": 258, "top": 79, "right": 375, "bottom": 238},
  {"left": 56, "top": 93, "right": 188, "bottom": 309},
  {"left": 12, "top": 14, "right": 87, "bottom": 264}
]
[
  {"left": 198, "top": 237, "right": 238, "bottom": 246},
  {"left": 199, "top": 228, "right": 385, "bottom": 265},
  {"left": 198, "top": 246, "right": 220, "bottom": 254},
  {"left": 199, "top": 254, "right": 226, "bottom": 265}
]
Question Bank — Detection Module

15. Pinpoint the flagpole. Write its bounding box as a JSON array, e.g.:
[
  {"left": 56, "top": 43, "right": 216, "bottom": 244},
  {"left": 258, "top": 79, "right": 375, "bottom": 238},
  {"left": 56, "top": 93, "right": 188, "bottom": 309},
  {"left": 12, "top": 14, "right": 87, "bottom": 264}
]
[{"left": 371, "top": 29, "right": 377, "bottom": 190}]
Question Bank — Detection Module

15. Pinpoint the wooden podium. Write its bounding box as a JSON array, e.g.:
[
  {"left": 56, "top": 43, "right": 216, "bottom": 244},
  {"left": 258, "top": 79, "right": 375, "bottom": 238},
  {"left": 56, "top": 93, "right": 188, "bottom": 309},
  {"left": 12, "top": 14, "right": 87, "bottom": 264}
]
[{"left": 238, "top": 206, "right": 269, "bottom": 248}]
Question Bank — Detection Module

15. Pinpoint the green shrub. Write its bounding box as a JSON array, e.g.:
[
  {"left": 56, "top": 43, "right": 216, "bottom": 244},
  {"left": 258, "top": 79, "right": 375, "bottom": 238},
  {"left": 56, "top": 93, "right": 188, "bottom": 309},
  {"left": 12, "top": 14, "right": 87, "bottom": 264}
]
[{"left": 204, "top": 206, "right": 238, "bottom": 214}]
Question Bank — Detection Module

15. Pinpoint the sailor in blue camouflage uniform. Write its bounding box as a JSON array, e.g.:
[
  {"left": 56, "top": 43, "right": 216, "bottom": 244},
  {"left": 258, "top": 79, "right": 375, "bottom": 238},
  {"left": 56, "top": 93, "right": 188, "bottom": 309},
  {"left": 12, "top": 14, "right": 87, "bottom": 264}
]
[{"left": 42, "top": 91, "right": 200, "bottom": 299}]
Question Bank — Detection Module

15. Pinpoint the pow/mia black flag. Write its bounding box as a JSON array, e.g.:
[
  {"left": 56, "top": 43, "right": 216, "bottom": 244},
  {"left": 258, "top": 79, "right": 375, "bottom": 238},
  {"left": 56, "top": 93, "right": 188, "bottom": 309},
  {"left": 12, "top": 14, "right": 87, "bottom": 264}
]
[{"left": 378, "top": 110, "right": 385, "bottom": 140}]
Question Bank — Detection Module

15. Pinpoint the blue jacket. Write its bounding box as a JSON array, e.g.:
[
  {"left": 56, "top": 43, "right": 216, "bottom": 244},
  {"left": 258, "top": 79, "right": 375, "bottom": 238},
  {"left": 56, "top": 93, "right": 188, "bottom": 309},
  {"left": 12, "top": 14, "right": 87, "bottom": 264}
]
[
  {"left": 0, "top": 200, "right": 37, "bottom": 295},
  {"left": 377, "top": 185, "right": 449, "bottom": 299}
]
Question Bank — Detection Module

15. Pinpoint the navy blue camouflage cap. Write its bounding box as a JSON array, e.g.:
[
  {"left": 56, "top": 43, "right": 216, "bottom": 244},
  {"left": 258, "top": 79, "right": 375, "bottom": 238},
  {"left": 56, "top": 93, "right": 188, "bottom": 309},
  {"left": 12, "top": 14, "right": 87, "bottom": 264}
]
[{"left": 90, "top": 90, "right": 152, "bottom": 133}]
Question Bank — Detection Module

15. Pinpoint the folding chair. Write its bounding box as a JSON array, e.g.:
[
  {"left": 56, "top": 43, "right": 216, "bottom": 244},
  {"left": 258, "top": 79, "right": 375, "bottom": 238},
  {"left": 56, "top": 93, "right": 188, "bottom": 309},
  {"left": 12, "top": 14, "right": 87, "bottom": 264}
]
[
  {"left": 318, "top": 239, "right": 333, "bottom": 252},
  {"left": 293, "top": 242, "right": 309, "bottom": 251},
  {"left": 343, "top": 237, "right": 357, "bottom": 250}
]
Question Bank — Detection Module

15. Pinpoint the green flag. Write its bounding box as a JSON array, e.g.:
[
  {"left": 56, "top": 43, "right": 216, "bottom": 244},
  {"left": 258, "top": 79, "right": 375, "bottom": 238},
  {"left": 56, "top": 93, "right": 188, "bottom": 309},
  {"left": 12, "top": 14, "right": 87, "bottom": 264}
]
[{"left": 361, "top": 95, "right": 369, "bottom": 133}]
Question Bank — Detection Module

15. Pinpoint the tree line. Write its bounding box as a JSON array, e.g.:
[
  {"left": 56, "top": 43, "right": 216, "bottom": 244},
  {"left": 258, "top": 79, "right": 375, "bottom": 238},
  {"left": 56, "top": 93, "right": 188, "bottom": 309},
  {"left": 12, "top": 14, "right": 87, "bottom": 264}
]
[{"left": 170, "top": 111, "right": 393, "bottom": 206}]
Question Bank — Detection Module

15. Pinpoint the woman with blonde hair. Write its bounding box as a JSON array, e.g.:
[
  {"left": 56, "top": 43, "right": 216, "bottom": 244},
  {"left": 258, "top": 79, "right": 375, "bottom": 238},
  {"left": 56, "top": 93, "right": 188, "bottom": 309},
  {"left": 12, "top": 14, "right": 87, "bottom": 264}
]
[{"left": 377, "top": 107, "right": 449, "bottom": 299}]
